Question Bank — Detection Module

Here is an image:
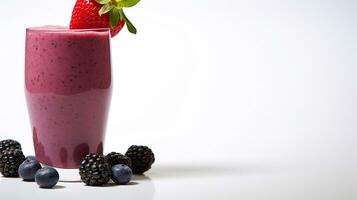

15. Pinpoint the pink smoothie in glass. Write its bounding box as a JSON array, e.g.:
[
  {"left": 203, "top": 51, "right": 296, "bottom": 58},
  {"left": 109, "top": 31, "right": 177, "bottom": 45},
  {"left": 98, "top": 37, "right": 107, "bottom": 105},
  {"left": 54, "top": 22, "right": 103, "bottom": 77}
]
[{"left": 25, "top": 26, "right": 112, "bottom": 168}]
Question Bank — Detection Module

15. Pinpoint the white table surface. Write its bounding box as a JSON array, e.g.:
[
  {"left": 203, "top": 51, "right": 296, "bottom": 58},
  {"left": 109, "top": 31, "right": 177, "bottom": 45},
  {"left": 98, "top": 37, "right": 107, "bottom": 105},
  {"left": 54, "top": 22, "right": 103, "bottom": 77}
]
[{"left": 1, "top": 158, "right": 356, "bottom": 200}]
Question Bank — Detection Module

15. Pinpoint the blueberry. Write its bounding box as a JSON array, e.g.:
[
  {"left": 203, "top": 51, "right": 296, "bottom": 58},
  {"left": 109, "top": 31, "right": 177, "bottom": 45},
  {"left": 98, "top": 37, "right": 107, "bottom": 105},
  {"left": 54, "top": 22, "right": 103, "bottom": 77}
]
[
  {"left": 35, "top": 167, "right": 59, "bottom": 188},
  {"left": 111, "top": 164, "right": 132, "bottom": 185},
  {"left": 18, "top": 159, "right": 42, "bottom": 181},
  {"left": 25, "top": 155, "right": 37, "bottom": 161}
]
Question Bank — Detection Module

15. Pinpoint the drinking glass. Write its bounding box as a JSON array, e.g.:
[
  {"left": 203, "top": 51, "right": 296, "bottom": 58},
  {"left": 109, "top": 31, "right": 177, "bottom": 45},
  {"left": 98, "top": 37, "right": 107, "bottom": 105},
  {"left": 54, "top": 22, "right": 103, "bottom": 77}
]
[{"left": 25, "top": 26, "right": 112, "bottom": 176}]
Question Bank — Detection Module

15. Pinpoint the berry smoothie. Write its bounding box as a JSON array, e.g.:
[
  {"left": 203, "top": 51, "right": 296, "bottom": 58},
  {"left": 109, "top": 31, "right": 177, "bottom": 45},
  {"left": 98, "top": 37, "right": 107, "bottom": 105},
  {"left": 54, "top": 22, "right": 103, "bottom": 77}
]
[{"left": 25, "top": 26, "right": 112, "bottom": 168}]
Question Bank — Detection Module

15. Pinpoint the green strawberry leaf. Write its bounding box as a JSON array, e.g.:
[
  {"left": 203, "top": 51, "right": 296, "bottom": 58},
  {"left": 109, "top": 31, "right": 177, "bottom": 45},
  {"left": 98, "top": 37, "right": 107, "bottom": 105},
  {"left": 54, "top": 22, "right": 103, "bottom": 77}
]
[
  {"left": 116, "top": 0, "right": 141, "bottom": 8},
  {"left": 99, "top": 3, "right": 114, "bottom": 16},
  {"left": 119, "top": 9, "right": 137, "bottom": 34},
  {"left": 96, "top": 0, "right": 110, "bottom": 5},
  {"left": 109, "top": 8, "right": 121, "bottom": 27}
]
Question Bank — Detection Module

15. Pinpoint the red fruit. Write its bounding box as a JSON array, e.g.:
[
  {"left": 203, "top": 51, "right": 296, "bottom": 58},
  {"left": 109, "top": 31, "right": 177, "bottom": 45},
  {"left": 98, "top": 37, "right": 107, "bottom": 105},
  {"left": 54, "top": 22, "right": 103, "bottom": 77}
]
[{"left": 70, "top": 0, "right": 125, "bottom": 37}]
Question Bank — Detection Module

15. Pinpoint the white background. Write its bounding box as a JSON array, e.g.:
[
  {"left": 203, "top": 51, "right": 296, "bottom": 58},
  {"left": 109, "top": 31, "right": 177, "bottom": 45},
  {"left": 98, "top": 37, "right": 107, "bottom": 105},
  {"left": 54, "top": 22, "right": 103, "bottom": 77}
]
[{"left": 0, "top": 0, "right": 357, "bottom": 199}]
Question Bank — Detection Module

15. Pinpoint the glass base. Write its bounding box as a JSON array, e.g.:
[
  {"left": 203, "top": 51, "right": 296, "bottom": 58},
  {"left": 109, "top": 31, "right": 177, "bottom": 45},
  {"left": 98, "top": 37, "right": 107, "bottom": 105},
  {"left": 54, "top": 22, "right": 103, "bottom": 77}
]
[
  {"left": 41, "top": 163, "right": 81, "bottom": 182},
  {"left": 57, "top": 168, "right": 81, "bottom": 182}
]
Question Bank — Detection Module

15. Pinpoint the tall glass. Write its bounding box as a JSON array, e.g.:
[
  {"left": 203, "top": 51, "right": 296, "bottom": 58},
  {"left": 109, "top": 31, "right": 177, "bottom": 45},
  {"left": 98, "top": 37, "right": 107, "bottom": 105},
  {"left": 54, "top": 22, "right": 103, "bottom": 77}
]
[{"left": 25, "top": 26, "right": 112, "bottom": 169}]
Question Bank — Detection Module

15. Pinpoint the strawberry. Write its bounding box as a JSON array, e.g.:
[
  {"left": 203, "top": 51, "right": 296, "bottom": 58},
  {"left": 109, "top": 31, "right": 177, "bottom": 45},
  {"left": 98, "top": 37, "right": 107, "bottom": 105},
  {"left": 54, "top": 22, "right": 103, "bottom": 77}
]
[{"left": 70, "top": 0, "right": 140, "bottom": 37}]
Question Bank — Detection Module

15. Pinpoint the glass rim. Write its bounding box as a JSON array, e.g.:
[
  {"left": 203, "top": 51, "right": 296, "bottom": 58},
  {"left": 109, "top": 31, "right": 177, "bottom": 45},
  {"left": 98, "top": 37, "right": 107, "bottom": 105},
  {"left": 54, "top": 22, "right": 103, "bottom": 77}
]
[{"left": 26, "top": 26, "right": 111, "bottom": 33}]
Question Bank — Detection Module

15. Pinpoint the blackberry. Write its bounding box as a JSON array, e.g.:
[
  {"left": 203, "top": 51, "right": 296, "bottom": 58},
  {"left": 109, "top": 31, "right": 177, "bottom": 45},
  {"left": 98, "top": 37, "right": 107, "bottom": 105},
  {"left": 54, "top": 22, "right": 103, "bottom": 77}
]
[
  {"left": 79, "top": 153, "right": 111, "bottom": 186},
  {"left": 0, "top": 149, "right": 25, "bottom": 177},
  {"left": 105, "top": 152, "right": 132, "bottom": 168},
  {"left": 0, "top": 139, "right": 22, "bottom": 153},
  {"left": 125, "top": 145, "right": 155, "bottom": 174}
]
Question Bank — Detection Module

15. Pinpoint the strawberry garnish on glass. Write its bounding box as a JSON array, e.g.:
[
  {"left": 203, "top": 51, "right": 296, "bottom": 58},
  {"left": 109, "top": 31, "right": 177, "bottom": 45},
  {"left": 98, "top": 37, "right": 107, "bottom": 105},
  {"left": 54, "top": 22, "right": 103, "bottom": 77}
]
[{"left": 70, "top": 0, "right": 140, "bottom": 37}]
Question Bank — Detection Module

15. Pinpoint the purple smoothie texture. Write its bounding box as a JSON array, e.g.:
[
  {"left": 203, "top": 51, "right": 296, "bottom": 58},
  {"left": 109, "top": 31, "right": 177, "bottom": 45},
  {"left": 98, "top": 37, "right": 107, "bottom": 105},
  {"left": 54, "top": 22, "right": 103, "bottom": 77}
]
[{"left": 25, "top": 26, "right": 112, "bottom": 168}]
